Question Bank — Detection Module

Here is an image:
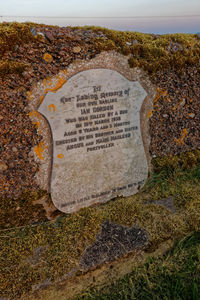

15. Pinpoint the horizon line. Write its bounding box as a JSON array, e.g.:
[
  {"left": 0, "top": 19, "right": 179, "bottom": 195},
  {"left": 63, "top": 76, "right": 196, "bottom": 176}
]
[{"left": 1, "top": 14, "right": 200, "bottom": 19}]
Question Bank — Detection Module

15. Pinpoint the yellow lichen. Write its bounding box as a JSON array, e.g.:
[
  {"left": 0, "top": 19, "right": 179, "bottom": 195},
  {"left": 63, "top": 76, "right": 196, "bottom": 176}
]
[
  {"left": 48, "top": 104, "right": 56, "bottom": 112},
  {"left": 147, "top": 111, "right": 153, "bottom": 119},
  {"left": 43, "top": 53, "right": 53, "bottom": 63},
  {"left": 32, "top": 121, "right": 40, "bottom": 129},
  {"left": 174, "top": 128, "right": 188, "bottom": 146},
  {"left": 34, "top": 142, "right": 47, "bottom": 160},
  {"left": 29, "top": 110, "right": 39, "bottom": 118},
  {"left": 38, "top": 75, "right": 67, "bottom": 105}
]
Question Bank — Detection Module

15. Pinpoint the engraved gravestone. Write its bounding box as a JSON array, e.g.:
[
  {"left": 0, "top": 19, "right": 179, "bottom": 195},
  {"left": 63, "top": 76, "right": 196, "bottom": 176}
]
[{"left": 38, "top": 69, "right": 148, "bottom": 213}]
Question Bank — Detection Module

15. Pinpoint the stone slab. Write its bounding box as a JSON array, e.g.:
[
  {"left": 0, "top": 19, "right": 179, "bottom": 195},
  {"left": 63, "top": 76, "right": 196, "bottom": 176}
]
[
  {"left": 38, "top": 68, "right": 148, "bottom": 212},
  {"left": 27, "top": 51, "right": 155, "bottom": 213}
]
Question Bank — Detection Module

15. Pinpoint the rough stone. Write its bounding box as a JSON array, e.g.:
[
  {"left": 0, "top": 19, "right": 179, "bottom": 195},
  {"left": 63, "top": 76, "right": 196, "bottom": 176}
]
[
  {"left": 0, "top": 162, "right": 8, "bottom": 171},
  {"left": 37, "top": 67, "right": 150, "bottom": 213},
  {"left": 148, "top": 196, "right": 176, "bottom": 213},
  {"left": 79, "top": 221, "right": 148, "bottom": 270},
  {"left": 73, "top": 46, "right": 81, "bottom": 53}
]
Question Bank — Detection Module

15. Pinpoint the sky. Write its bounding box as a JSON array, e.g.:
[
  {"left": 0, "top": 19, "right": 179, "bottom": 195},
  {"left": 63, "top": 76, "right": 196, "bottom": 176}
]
[{"left": 1, "top": 0, "right": 200, "bottom": 34}]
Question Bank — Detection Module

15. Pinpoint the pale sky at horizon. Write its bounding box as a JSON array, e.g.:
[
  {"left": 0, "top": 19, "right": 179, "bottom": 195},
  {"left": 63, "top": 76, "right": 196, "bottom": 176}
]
[{"left": 1, "top": 0, "right": 200, "bottom": 33}]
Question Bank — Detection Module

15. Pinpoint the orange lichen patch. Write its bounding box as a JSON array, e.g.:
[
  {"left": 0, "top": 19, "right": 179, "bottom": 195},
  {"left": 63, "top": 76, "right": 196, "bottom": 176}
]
[
  {"left": 32, "top": 121, "right": 40, "bottom": 129},
  {"left": 155, "top": 88, "right": 170, "bottom": 102},
  {"left": 147, "top": 111, "right": 153, "bottom": 119},
  {"left": 48, "top": 104, "right": 56, "bottom": 112},
  {"left": 38, "top": 76, "right": 67, "bottom": 106},
  {"left": 26, "top": 91, "right": 34, "bottom": 101},
  {"left": 153, "top": 88, "right": 171, "bottom": 113},
  {"left": 154, "top": 92, "right": 160, "bottom": 104},
  {"left": 43, "top": 53, "right": 53, "bottom": 63},
  {"left": 188, "top": 113, "right": 195, "bottom": 118},
  {"left": 165, "top": 97, "right": 171, "bottom": 103},
  {"left": 29, "top": 110, "right": 39, "bottom": 118},
  {"left": 36, "top": 72, "right": 68, "bottom": 105},
  {"left": 45, "top": 77, "right": 67, "bottom": 94},
  {"left": 57, "top": 154, "right": 64, "bottom": 159},
  {"left": 174, "top": 128, "right": 188, "bottom": 146},
  {"left": 40, "top": 95, "right": 45, "bottom": 104},
  {"left": 55, "top": 164, "right": 59, "bottom": 168},
  {"left": 60, "top": 69, "right": 68, "bottom": 75},
  {"left": 34, "top": 142, "right": 47, "bottom": 160},
  {"left": 160, "top": 89, "right": 168, "bottom": 97}
]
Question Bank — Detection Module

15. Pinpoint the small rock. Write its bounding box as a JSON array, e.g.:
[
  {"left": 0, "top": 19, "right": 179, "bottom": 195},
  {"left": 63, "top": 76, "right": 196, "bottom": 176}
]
[
  {"left": 0, "top": 115, "right": 3, "bottom": 121},
  {"left": 132, "top": 40, "right": 139, "bottom": 45},
  {"left": 180, "top": 98, "right": 186, "bottom": 107},
  {"left": 9, "top": 162, "right": 14, "bottom": 168},
  {"left": 37, "top": 32, "right": 45, "bottom": 38},
  {"left": 73, "top": 46, "right": 81, "bottom": 54},
  {"left": 0, "top": 162, "right": 8, "bottom": 171},
  {"left": 163, "top": 114, "right": 168, "bottom": 118},
  {"left": 45, "top": 32, "right": 54, "bottom": 43},
  {"left": 59, "top": 51, "right": 66, "bottom": 56},
  {"left": 126, "top": 40, "right": 138, "bottom": 46},
  {"left": 32, "top": 278, "right": 51, "bottom": 292},
  {"left": 30, "top": 27, "right": 37, "bottom": 37},
  {"left": 146, "top": 196, "right": 176, "bottom": 213},
  {"left": 12, "top": 147, "right": 18, "bottom": 152}
]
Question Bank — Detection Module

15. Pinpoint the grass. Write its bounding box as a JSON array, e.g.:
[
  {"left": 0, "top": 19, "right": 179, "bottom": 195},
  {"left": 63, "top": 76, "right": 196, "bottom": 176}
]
[
  {"left": 78, "top": 231, "right": 200, "bottom": 300},
  {"left": 0, "top": 154, "right": 199, "bottom": 299}
]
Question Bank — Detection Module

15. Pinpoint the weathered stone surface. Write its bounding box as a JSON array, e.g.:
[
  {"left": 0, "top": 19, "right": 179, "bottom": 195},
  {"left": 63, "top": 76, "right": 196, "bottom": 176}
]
[
  {"left": 79, "top": 221, "right": 148, "bottom": 270},
  {"left": 28, "top": 52, "right": 154, "bottom": 213},
  {"left": 154, "top": 196, "right": 176, "bottom": 213},
  {"left": 37, "top": 69, "right": 147, "bottom": 212}
]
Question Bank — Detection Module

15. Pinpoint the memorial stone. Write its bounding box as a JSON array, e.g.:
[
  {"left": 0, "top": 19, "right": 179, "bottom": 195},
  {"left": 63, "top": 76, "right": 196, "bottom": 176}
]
[{"left": 37, "top": 68, "right": 149, "bottom": 213}]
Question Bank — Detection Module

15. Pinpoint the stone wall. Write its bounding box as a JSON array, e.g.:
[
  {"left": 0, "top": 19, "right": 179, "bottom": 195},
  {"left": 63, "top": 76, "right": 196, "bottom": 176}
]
[{"left": 0, "top": 23, "right": 200, "bottom": 299}]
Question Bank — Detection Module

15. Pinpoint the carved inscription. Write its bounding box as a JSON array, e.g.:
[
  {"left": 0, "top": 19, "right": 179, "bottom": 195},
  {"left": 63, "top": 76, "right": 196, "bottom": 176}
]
[{"left": 38, "top": 69, "right": 148, "bottom": 213}]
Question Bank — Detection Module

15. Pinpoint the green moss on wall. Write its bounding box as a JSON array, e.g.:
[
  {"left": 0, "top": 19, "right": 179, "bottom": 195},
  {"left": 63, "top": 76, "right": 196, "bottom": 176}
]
[
  {"left": 0, "top": 22, "right": 199, "bottom": 78},
  {"left": 0, "top": 22, "right": 34, "bottom": 55},
  {"left": 84, "top": 27, "right": 200, "bottom": 75},
  {"left": 0, "top": 59, "right": 29, "bottom": 76}
]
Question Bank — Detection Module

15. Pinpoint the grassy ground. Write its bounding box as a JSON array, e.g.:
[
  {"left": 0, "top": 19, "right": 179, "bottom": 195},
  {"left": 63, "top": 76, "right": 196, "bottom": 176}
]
[
  {"left": 78, "top": 231, "right": 200, "bottom": 300},
  {"left": 0, "top": 153, "right": 199, "bottom": 299}
]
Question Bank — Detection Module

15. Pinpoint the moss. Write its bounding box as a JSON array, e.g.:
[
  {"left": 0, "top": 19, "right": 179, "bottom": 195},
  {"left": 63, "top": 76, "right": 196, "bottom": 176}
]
[
  {"left": 0, "top": 153, "right": 200, "bottom": 298},
  {"left": 0, "top": 22, "right": 34, "bottom": 55},
  {"left": 79, "top": 26, "right": 200, "bottom": 75},
  {"left": 80, "top": 232, "right": 200, "bottom": 299},
  {"left": 1, "top": 23, "right": 199, "bottom": 78},
  {"left": 0, "top": 59, "right": 29, "bottom": 77},
  {"left": 0, "top": 190, "right": 48, "bottom": 229},
  {"left": 152, "top": 150, "right": 200, "bottom": 174}
]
